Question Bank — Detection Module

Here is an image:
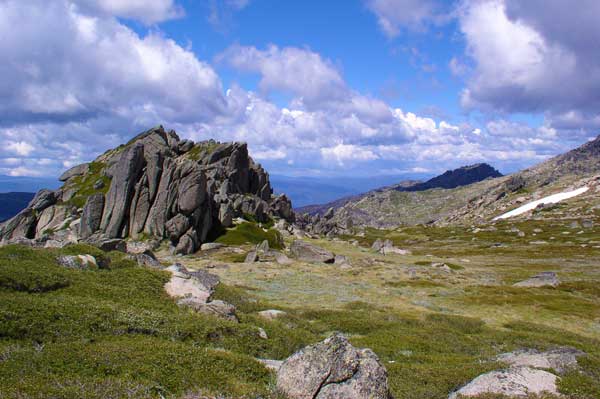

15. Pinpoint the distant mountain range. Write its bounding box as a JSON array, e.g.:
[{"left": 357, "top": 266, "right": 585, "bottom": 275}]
[
  {"left": 0, "top": 175, "right": 60, "bottom": 193},
  {"left": 0, "top": 192, "right": 35, "bottom": 222},
  {"left": 297, "top": 163, "right": 501, "bottom": 216},
  {"left": 318, "top": 135, "right": 600, "bottom": 228}
]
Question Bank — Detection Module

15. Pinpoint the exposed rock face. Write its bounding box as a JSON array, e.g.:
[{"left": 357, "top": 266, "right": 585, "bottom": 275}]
[
  {"left": 449, "top": 366, "right": 559, "bottom": 398},
  {"left": 290, "top": 240, "right": 335, "bottom": 263},
  {"left": 497, "top": 348, "right": 584, "bottom": 374},
  {"left": 514, "top": 272, "right": 560, "bottom": 288},
  {"left": 56, "top": 254, "right": 98, "bottom": 269},
  {"left": 0, "top": 126, "right": 294, "bottom": 253},
  {"left": 276, "top": 333, "right": 391, "bottom": 399}
]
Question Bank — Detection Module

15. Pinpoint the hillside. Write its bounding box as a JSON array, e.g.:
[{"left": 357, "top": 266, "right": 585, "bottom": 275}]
[
  {"left": 0, "top": 192, "right": 34, "bottom": 222},
  {"left": 317, "top": 136, "right": 600, "bottom": 230}
]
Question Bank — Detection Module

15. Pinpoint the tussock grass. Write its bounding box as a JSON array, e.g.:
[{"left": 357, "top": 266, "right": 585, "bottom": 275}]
[{"left": 215, "top": 222, "right": 283, "bottom": 249}]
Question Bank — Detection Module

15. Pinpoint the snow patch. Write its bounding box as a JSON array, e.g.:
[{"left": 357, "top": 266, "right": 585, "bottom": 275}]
[{"left": 494, "top": 186, "right": 589, "bottom": 220}]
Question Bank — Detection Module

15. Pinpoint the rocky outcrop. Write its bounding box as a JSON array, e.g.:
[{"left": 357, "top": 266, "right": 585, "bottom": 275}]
[
  {"left": 449, "top": 366, "right": 559, "bottom": 398},
  {"left": 0, "top": 126, "right": 294, "bottom": 253},
  {"left": 449, "top": 347, "right": 585, "bottom": 398},
  {"left": 514, "top": 272, "right": 560, "bottom": 288},
  {"left": 276, "top": 333, "right": 391, "bottom": 399},
  {"left": 290, "top": 240, "right": 335, "bottom": 263}
]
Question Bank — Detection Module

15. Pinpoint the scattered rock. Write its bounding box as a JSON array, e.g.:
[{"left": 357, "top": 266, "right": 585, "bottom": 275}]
[
  {"left": 582, "top": 220, "right": 594, "bottom": 228},
  {"left": 130, "top": 251, "right": 162, "bottom": 268},
  {"left": 514, "top": 272, "right": 559, "bottom": 288},
  {"left": 276, "top": 333, "right": 391, "bottom": 399},
  {"left": 200, "top": 242, "right": 225, "bottom": 251},
  {"left": 245, "top": 250, "right": 259, "bottom": 263},
  {"left": 258, "top": 309, "right": 287, "bottom": 321},
  {"left": 334, "top": 255, "right": 351, "bottom": 267},
  {"left": 257, "top": 240, "right": 270, "bottom": 253},
  {"left": 56, "top": 254, "right": 97, "bottom": 269},
  {"left": 164, "top": 264, "right": 219, "bottom": 303},
  {"left": 258, "top": 327, "right": 269, "bottom": 340},
  {"left": 290, "top": 240, "right": 335, "bottom": 263},
  {"left": 497, "top": 348, "right": 584, "bottom": 373},
  {"left": 448, "top": 366, "right": 559, "bottom": 398},
  {"left": 178, "top": 298, "right": 238, "bottom": 322},
  {"left": 126, "top": 240, "right": 159, "bottom": 254}
]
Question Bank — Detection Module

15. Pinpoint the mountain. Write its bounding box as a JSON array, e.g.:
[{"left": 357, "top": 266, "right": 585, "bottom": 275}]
[
  {"left": 0, "top": 126, "right": 294, "bottom": 253},
  {"left": 297, "top": 163, "right": 501, "bottom": 217},
  {"left": 0, "top": 192, "right": 35, "bottom": 222},
  {"left": 270, "top": 174, "right": 416, "bottom": 208},
  {"left": 299, "top": 136, "right": 600, "bottom": 234},
  {"left": 401, "top": 163, "right": 502, "bottom": 192},
  {"left": 0, "top": 175, "right": 60, "bottom": 193},
  {"left": 296, "top": 180, "right": 421, "bottom": 216}
]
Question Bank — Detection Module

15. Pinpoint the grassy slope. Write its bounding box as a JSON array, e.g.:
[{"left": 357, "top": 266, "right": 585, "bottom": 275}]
[{"left": 2, "top": 215, "right": 600, "bottom": 398}]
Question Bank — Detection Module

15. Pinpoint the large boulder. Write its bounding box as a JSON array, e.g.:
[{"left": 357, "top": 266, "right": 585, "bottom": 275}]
[
  {"left": 290, "top": 240, "right": 335, "bottom": 263},
  {"left": 448, "top": 366, "right": 559, "bottom": 398},
  {"left": 79, "top": 194, "right": 105, "bottom": 239},
  {"left": 59, "top": 163, "right": 89, "bottom": 182},
  {"left": 276, "top": 333, "right": 391, "bottom": 399}
]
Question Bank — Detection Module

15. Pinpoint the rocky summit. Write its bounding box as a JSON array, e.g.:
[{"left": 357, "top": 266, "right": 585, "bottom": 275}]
[{"left": 0, "top": 126, "right": 294, "bottom": 254}]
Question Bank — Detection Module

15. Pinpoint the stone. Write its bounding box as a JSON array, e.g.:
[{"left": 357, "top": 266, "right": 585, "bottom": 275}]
[
  {"left": 245, "top": 250, "right": 259, "bottom": 263},
  {"left": 79, "top": 194, "right": 105, "bottom": 239},
  {"left": 59, "top": 163, "right": 89, "bottom": 182},
  {"left": 132, "top": 251, "right": 162, "bottom": 268},
  {"left": 448, "top": 366, "right": 559, "bottom": 398},
  {"left": 200, "top": 242, "right": 225, "bottom": 251},
  {"left": 164, "top": 264, "right": 220, "bottom": 304},
  {"left": 85, "top": 236, "right": 126, "bottom": 252},
  {"left": 257, "top": 239, "right": 270, "bottom": 253},
  {"left": 56, "top": 254, "right": 97, "bottom": 269},
  {"left": 125, "top": 240, "right": 158, "bottom": 254},
  {"left": 334, "top": 255, "right": 350, "bottom": 266},
  {"left": 371, "top": 239, "right": 384, "bottom": 252},
  {"left": 290, "top": 240, "right": 335, "bottom": 263},
  {"left": 276, "top": 333, "right": 391, "bottom": 399},
  {"left": 165, "top": 214, "right": 191, "bottom": 243},
  {"left": 273, "top": 251, "right": 292, "bottom": 265},
  {"left": 497, "top": 348, "right": 584, "bottom": 373},
  {"left": 258, "top": 309, "right": 287, "bottom": 320},
  {"left": 175, "top": 229, "right": 197, "bottom": 255},
  {"left": 514, "top": 272, "right": 559, "bottom": 288},
  {"left": 258, "top": 327, "right": 269, "bottom": 339},
  {"left": 178, "top": 298, "right": 238, "bottom": 322},
  {"left": 100, "top": 144, "right": 145, "bottom": 238}
]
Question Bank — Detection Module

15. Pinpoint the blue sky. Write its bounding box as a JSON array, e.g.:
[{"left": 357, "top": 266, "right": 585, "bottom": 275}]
[{"left": 1, "top": 0, "right": 599, "bottom": 185}]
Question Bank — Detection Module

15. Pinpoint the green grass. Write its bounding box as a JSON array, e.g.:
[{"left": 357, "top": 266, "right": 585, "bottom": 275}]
[
  {"left": 215, "top": 222, "right": 283, "bottom": 250},
  {"left": 2, "top": 236, "right": 600, "bottom": 398},
  {"left": 186, "top": 141, "right": 220, "bottom": 161},
  {"left": 64, "top": 161, "right": 111, "bottom": 208}
]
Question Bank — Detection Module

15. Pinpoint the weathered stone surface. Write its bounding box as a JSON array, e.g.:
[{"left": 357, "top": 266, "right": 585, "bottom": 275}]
[
  {"left": 131, "top": 251, "right": 162, "bottom": 268},
  {"left": 59, "top": 163, "right": 89, "bottom": 182},
  {"left": 497, "top": 348, "right": 584, "bottom": 373},
  {"left": 514, "top": 272, "right": 559, "bottom": 287},
  {"left": 100, "top": 144, "right": 146, "bottom": 238},
  {"left": 276, "top": 333, "right": 391, "bottom": 399},
  {"left": 175, "top": 228, "right": 197, "bottom": 255},
  {"left": 165, "top": 214, "right": 191, "bottom": 243},
  {"left": 245, "top": 250, "right": 259, "bottom": 263},
  {"left": 85, "top": 236, "right": 126, "bottom": 252},
  {"left": 164, "top": 264, "right": 220, "bottom": 303},
  {"left": 258, "top": 309, "right": 287, "bottom": 320},
  {"left": 56, "top": 254, "right": 97, "bottom": 269},
  {"left": 79, "top": 194, "right": 105, "bottom": 239},
  {"left": 200, "top": 242, "right": 225, "bottom": 251},
  {"left": 448, "top": 366, "right": 559, "bottom": 398},
  {"left": 178, "top": 298, "right": 238, "bottom": 322},
  {"left": 0, "top": 127, "right": 295, "bottom": 253},
  {"left": 290, "top": 240, "right": 335, "bottom": 263}
]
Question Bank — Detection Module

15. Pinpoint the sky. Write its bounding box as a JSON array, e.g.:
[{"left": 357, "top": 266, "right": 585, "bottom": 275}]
[{"left": 1, "top": 0, "right": 599, "bottom": 183}]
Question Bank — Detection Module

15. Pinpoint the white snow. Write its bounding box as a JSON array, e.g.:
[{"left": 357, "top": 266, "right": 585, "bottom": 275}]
[{"left": 493, "top": 186, "right": 589, "bottom": 220}]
